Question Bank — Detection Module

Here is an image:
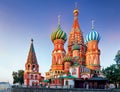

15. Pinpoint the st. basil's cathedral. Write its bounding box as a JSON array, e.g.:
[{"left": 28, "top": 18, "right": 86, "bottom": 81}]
[{"left": 24, "top": 6, "right": 107, "bottom": 88}]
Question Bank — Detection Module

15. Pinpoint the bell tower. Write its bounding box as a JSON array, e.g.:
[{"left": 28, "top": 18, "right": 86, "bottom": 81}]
[{"left": 24, "top": 39, "right": 44, "bottom": 86}]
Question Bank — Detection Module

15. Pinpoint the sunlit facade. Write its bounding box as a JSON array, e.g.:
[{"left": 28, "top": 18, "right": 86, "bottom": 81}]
[
  {"left": 46, "top": 7, "right": 102, "bottom": 87},
  {"left": 24, "top": 39, "right": 44, "bottom": 86}
]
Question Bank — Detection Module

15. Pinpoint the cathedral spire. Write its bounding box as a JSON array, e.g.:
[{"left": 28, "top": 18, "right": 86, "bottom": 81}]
[
  {"left": 68, "top": 3, "right": 85, "bottom": 65},
  {"left": 31, "top": 38, "right": 33, "bottom": 43},
  {"left": 68, "top": 3, "right": 84, "bottom": 47},
  {"left": 72, "top": 2, "right": 80, "bottom": 29},
  {"left": 26, "top": 38, "right": 38, "bottom": 64},
  {"left": 75, "top": 2, "right": 78, "bottom": 9}
]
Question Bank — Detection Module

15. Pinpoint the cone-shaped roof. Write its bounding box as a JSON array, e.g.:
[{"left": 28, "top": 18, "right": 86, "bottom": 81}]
[
  {"left": 72, "top": 9, "right": 80, "bottom": 29},
  {"left": 68, "top": 7, "right": 84, "bottom": 46},
  {"left": 26, "top": 39, "right": 38, "bottom": 65}
]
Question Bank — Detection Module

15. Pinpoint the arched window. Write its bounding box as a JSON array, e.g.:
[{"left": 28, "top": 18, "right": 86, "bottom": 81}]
[
  {"left": 28, "top": 65, "right": 30, "bottom": 70},
  {"left": 35, "top": 75, "right": 37, "bottom": 80},
  {"left": 32, "top": 65, "right": 35, "bottom": 70},
  {"left": 31, "top": 75, "right": 33, "bottom": 79}
]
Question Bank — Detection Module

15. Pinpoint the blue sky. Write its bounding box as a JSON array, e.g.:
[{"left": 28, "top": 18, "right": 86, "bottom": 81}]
[{"left": 0, "top": 0, "right": 120, "bottom": 84}]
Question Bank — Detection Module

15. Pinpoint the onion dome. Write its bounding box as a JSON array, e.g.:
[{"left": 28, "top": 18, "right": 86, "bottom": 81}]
[
  {"left": 86, "top": 30, "right": 100, "bottom": 42},
  {"left": 86, "top": 20, "right": 100, "bottom": 43},
  {"left": 63, "top": 54, "right": 72, "bottom": 62},
  {"left": 72, "top": 42, "right": 80, "bottom": 51},
  {"left": 51, "top": 25, "right": 67, "bottom": 42},
  {"left": 51, "top": 16, "right": 67, "bottom": 43}
]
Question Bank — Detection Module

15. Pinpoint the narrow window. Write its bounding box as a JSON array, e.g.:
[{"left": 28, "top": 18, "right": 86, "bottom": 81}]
[{"left": 32, "top": 65, "right": 35, "bottom": 70}]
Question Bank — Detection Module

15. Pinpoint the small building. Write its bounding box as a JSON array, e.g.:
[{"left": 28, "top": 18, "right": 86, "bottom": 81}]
[{"left": 0, "top": 82, "right": 11, "bottom": 91}]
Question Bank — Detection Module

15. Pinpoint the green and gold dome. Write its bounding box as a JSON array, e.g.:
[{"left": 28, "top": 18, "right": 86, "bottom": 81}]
[
  {"left": 63, "top": 54, "right": 72, "bottom": 62},
  {"left": 51, "top": 24, "right": 67, "bottom": 43}
]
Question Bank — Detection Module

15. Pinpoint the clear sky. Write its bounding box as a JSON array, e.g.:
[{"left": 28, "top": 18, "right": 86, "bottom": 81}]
[{"left": 0, "top": 0, "right": 120, "bottom": 84}]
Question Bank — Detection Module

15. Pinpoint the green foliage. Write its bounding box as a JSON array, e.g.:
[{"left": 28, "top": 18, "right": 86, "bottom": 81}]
[
  {"left": 102, "top": 64, "right": 120, "bottom": 84},
  {"left": 114, "top": 50, "right": 120, "bottom": 67},
  {"left": 12, "top": 70, "right": 24, "bottom": 85}
]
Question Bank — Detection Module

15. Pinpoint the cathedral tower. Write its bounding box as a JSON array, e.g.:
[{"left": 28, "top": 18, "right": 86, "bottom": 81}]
[
  {"left": 50, "top": 17, "right": 67, "bottom": 76},
  {"left": 68, "top": 6, "right": 86, "bottom": 65},
  {"left": 86, "top": 21, "right": 101, "bottom": 71},
  {"left": 24, "top": 39, "right": 44, "bottom": 86},
  {"left": 63, "top": 54, "right": 72, "bottom": 74},
  {"left": 72, "top": 42, "right": 80, "bottom": 58}
]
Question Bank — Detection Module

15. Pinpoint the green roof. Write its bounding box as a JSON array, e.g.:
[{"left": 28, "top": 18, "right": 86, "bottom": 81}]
[
  {"left": 89, "top": 77, "right": 108, "bottom": 81},
  {"left": 72, "top": 42, "right": 80, "bottom": 51},
  {"left": 72, "top": 62, "right": 80, "bottom": 66},
  {"left": 42, "top": 79, "right": 49, "bottom": 83},
  {"left": 59, "top": 75, "right": 77, "bottom": 79}
]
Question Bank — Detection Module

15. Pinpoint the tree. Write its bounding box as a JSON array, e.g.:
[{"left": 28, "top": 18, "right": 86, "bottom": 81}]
[
  {"left": 114, "top": 50, "right": 120, "bottom": 67},
  {"left": 12, "top": 71, "right": 18, "bottom": 84},
  {"left": 102, "top": 64, "right": 120, "bottom": 88},
  {"left": 12, "top": 70, "right": 24, "bottom": 85}
]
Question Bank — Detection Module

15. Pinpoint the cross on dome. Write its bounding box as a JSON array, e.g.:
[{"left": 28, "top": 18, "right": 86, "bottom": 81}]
[
  {"left": 58, "top": 15, "right": 61, "bottom": 25},
  {"left": 75, "top": 2, "right": 78, "bottom": 9},
  {"left": 92, "top": 20, "right": 95, "bottom": 30}
]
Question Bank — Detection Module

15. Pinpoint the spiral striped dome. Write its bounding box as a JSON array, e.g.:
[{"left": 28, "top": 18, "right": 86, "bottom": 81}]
[
  {"left": 51, "top": 25, "right": 67, "bottom": 43},
  {"left": 86, "top": 29, "right": 100, "bottom": 42}
]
